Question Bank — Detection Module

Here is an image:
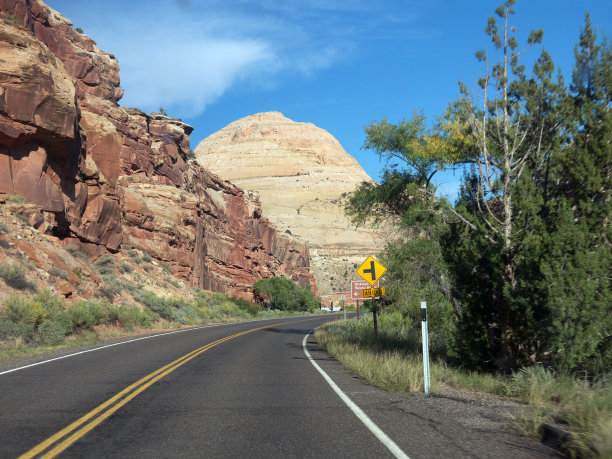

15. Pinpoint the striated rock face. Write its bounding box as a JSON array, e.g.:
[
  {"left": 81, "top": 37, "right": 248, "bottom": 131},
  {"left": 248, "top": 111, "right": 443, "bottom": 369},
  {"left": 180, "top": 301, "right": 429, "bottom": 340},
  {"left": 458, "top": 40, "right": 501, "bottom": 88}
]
[
  {"left": 0, "top": 1, "right": 315, "bottom": 299},
  {"left": 195, "top": 112, "right": 388, "bottom": 299}
]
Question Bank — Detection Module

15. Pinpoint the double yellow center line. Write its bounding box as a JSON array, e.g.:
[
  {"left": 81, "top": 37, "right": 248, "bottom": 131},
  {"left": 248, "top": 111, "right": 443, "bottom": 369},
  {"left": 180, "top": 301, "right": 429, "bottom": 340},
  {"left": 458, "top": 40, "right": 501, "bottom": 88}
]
[{"left": 19, "top": 322, "right": 282, "bottom": 458}]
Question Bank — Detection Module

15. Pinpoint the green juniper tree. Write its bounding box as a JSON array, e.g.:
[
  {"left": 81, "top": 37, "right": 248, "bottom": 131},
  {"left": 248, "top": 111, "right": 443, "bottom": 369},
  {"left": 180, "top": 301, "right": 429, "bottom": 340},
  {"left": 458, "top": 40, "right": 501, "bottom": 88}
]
[
  {"left": 533, "top": 15, "right": 611, "bottom": 373},
  {"left": 347, "top": 2, "right": 610, "bottom": 374},
  {"left": 444, "top": 0, "right": 572, "bottom": 369}
]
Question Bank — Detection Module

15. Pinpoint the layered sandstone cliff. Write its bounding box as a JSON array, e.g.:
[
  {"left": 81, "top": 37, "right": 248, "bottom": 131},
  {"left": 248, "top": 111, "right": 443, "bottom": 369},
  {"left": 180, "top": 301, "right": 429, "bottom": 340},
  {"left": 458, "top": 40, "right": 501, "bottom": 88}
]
[
  {"left": 195, "top": 112, "right": 388, "bottom": 299},
  {"left": 0, "top": 1, "right": 315, "bottom": 299}
]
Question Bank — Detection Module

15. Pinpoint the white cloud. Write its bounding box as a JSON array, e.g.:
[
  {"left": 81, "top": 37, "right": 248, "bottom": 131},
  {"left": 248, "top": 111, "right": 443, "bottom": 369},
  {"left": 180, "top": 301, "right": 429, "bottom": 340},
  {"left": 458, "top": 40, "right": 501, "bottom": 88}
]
[
  {"left": 117, "top": 37, "right": 273, "bottom": 116},
  {"left": 49, "top": 0, "right": 431, "bottom": 118}
]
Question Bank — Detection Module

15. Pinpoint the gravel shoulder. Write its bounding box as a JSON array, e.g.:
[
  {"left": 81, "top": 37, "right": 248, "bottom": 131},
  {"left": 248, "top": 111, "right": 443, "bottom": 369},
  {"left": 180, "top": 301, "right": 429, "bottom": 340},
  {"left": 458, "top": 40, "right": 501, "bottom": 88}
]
[{"left": 306, "top": 333, "right": 564, "bottom": 458}]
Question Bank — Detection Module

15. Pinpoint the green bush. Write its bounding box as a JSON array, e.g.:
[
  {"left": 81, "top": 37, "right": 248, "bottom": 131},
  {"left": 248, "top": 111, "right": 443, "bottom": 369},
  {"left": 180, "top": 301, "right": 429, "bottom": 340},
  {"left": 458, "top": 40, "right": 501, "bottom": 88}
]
[
  {"left": 115, "top": 304, "right": 149, "bottom": 329},
  {"left": 93, "top": 254, "right": 115, "bottom": 275},
  {"left": 67, "top": 302, "right": 96, "bottom": 329},
  {"left": 7, "top": 194, "right": 25, "bottom": 203},
  {"left": 230, "top": 295, "right": 262, "bottom": 315},
  {"left": 14, "top": 214, "right": 30, "bottom": 226},
  {"left": 65, "top": 244, "right": 79, "bottom": 254},
  {"left": 173, "top": 305, "right": 196, "bottom": 325},
  {"left": 118, "top": 261, "right": 133, "bottom": 273},
  {"left": 3, "top": 295, "right": 41, "bottom": 325},
  {"left": 0, "top": 223, "right": 8, "bottom": 234},
  {"left": 37, "top": 320, "right": 67, "bottom": 345},
  {"left": 97, "top": 278, "right": 124, "bottom": 299},
  {"left": 0, "top": 263, "right": 30, "bottom": 289},
  {"left": 253, "top": 276, "right": 318, "bottom": 311},
  {"left": 0, "top": 316, "right": 22, "bottom": 340},
  {"left": 67, "top": 300, "right": 108, "bottom": 330},
  {"left": 33, "top": 289, "right": 63, "bottom": 313},
  {"left": 121, "top": 281, "right": 139, "bottom": 296},
  {"left": 95, "top": 287, "right": 114, "bottom": 302},
  {"left": 169, "top": 297, "right": 197, "bottom": 324},
  {"left": 159, "top": 263, "right": 171, "bottom": 274},
  {"left": 167, "top": 278, "right": 180, "bottom": 288},
  {"left": 138, "top": 291, "right": 173, "bottom": 320},
  {"left": 46, "top": 309, "right": 73, "bottom": 335},
  {"left": 221, "top": 301, "right": 236, "bottom": 316},
  {"left": 0, "top": 292, "right": 70, "bottom": 343},
  {"left": 65, "top": 244, "right": 89, "bottom": 262},
  {"left": 142, "top": 253, "right": 153, "bottom": 263},
  {"left": 49, "top": 266, "right": 68, "bottom": 279}
]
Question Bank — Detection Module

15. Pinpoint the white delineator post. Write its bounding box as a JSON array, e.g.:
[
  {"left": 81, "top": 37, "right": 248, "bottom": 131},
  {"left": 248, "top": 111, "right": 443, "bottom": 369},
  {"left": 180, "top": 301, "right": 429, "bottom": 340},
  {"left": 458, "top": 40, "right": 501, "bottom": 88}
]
[{"left": 421, "top": 301, "right": 430, "bottom": 394}]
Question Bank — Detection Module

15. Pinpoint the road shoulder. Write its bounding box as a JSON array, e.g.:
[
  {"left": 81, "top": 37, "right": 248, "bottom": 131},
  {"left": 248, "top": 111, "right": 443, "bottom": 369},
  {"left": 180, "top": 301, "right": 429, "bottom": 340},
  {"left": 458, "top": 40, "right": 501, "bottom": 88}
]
[{"left": 304, "top": 332, "right": 562, "bottom": 459}]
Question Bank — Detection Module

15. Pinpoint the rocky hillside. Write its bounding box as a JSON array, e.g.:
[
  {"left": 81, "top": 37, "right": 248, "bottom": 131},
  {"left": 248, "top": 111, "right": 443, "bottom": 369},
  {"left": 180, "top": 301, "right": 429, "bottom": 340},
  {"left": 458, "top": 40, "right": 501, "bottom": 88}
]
[
  {"left": 0, "top": 0, "right": 316, "bottom": 301},
  {"left": 195, "top": 112, "right": 389, "bottom": 300}
]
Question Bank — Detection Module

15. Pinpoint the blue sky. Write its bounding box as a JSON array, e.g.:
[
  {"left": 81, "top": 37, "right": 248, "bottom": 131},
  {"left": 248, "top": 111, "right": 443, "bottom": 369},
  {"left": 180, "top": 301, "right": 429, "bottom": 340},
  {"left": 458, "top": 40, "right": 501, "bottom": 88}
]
[{"left": 48, "top": 0, "right": 611, "bottom": 201}]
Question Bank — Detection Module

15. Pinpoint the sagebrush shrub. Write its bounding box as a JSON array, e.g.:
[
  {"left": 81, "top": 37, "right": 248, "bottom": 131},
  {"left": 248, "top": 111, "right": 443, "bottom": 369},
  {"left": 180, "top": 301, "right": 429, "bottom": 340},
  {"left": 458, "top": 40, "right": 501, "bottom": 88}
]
[
  {"left": 49, "top": 266, "right": 68, "bottom": 279},
  {"left": 117, "top": 261, "right": 133, "bottom": 274},
  {"left": 64, "top": 244, "right": 79, "bottom": 254},
  {"left": 3, "top": 295, "right": 40, "bottom": 324},
  {"left": 0, "top": 316, "right": 21, "bottom": 340},
  {"left": 7, "top": 194, "right": 25, "bottom": 203},
  {"left": 116, "top": 304, "right": 148, "bottom": 329},
  {"left": 93, "top": 254, "right": 115, "bottom": 275},
  {"left": 139, "top": 292, "right": 173, "bottom": 320},
  {"left": 67, "top": 302, "right": 97, "bottom": 329},
  {"left": 0, "top": 263, "right": 30, "bottom": 289},
  {"left": 37, "top": 320, "right": 67, "bottom": 345}
]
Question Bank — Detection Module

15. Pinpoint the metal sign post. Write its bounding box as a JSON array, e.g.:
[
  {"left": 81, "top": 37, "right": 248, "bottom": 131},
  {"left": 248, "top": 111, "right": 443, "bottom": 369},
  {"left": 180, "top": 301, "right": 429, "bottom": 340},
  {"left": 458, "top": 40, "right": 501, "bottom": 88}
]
[
  {"left": 372, "top": 297, "right": 378, "bottom": 337},
  {"left": 421, "top": 301, "right": 430, "bottom": 394}
]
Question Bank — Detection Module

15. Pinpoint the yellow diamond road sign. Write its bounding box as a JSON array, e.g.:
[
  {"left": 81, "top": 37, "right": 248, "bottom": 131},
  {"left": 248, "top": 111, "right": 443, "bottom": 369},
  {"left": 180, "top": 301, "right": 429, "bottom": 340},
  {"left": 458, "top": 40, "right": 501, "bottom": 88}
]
[{"left": 356, "top": 256, "right": 386, "bottom": 286}]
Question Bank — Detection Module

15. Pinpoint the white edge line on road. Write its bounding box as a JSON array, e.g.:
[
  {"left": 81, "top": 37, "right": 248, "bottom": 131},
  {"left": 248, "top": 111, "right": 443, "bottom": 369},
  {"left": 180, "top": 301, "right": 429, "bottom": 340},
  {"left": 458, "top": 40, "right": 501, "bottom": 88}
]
[
  {"left": 0, "top": 324, "right": 214, "bottom": 376},
  {"left": 0, "top": 313, "right": 343, "bottom": 377},
  {"left": 302, "top": 331, "right": 410, "bottom": 459}
]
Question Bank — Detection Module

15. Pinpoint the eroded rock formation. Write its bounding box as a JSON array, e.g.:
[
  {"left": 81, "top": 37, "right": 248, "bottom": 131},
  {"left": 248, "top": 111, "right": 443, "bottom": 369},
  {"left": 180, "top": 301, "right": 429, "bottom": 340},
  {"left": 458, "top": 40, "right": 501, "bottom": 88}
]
[
  {"left": 0, "top": 1, "right": 315, "bottom": 299},
  {"left": 195, "top": 112, "right": 389, "bottom": 299}
]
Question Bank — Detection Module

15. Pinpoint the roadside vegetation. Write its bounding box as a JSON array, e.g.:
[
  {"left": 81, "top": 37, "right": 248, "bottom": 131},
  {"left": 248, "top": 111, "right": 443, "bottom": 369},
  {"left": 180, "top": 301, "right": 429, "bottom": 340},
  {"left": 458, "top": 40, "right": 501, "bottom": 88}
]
[
  {"left": 331, "top": 2, "right": 611, "bottom": 457},
  {"left": 0, "top": 283, "right": 316, "bottom": 362},
  {"left": 317, "top": 316, "right": 611, "bottom": 458}
]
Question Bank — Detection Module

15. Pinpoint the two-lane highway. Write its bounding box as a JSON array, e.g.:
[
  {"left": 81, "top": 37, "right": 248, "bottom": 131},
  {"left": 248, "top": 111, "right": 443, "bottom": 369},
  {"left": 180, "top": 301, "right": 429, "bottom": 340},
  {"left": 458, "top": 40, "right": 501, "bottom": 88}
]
[
  {"left": 0, "top": 314, "right": 559, "bottom": 458},
  {"left": 1, "top": 315, "right": 397, "bottom": 458}
]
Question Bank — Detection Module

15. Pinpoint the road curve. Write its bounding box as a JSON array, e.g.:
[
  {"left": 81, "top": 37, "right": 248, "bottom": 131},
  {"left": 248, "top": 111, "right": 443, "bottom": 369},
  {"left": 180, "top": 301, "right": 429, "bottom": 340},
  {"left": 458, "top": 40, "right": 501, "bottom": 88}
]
[{"left": 0, "top": 314, "right": 558, "bottom": 458}]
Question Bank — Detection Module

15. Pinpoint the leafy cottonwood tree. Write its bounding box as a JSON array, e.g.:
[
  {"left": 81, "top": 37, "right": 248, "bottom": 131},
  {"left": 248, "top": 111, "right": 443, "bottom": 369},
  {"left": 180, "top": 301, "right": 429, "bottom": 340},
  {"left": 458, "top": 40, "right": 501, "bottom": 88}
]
[{"left": 253, "top": 276, "right": 318, "bottom": 312}]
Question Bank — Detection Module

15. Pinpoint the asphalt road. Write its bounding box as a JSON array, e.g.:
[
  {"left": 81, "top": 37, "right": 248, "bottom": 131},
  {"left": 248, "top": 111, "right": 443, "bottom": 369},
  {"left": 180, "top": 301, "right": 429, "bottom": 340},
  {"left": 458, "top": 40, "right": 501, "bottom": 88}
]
[{"left": 0, "top": 314, "right": 560, "bottom": 458}]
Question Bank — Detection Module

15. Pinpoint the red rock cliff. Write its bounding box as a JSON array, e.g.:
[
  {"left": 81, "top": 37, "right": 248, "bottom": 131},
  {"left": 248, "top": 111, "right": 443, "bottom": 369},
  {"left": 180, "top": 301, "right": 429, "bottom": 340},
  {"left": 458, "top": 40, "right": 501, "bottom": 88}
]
[{"left": 0, "top": 0, "right": 316, "bottom": 299}]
